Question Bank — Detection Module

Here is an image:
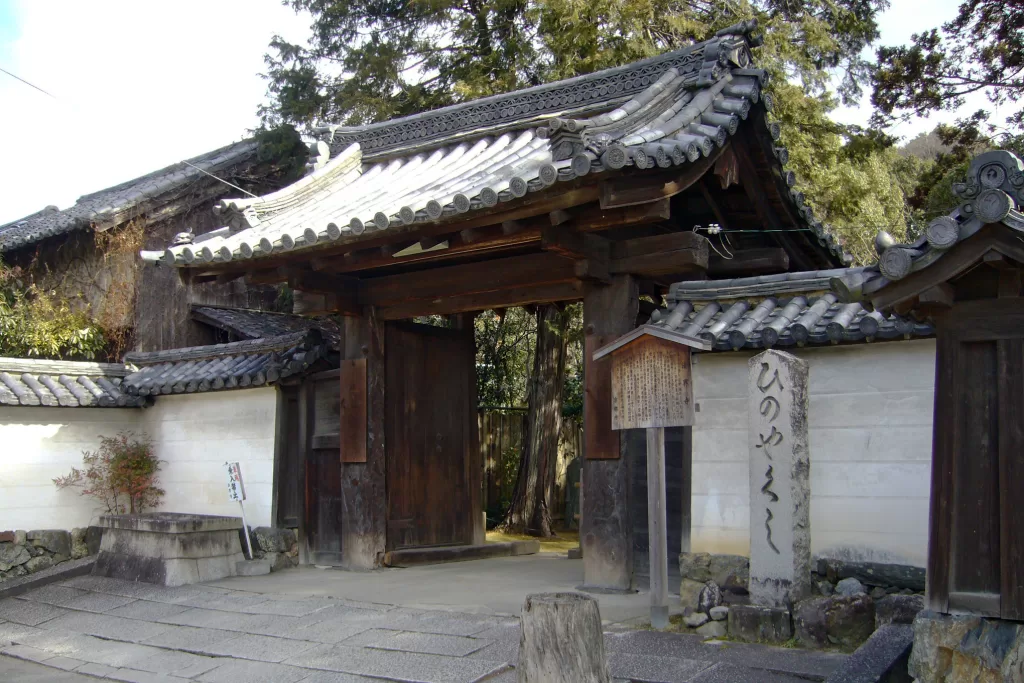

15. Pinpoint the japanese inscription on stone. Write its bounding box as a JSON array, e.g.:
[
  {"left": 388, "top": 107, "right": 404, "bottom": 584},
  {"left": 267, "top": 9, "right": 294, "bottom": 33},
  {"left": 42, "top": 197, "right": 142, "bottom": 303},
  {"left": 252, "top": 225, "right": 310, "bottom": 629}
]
[{"left": 748, "top": 349, "right": 811, "bottom": 608}]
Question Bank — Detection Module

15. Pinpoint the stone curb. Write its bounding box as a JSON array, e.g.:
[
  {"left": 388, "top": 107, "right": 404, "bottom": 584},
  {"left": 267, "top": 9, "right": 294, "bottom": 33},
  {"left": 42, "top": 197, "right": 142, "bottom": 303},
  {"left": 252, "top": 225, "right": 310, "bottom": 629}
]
[{"left": 0, "top": 557, "right": 95, "bottom": 600}]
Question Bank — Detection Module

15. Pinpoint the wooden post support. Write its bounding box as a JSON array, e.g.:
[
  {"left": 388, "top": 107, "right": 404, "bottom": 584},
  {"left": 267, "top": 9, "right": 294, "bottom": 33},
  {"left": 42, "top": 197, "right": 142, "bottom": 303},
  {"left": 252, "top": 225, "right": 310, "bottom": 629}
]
[
  {"left": 646, "top": 427, "right": 669, "bottom": 629},
  {"left": 593, "top": 323, "right": 707, "bottom": 626},
  {"left": 517, "top": 592, "right": 610, "bottom": 683}
]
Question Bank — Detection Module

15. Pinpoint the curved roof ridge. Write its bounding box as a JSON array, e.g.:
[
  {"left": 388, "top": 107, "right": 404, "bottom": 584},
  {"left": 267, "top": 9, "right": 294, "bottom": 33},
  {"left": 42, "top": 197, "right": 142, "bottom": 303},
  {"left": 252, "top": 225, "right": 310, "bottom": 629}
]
[{"left": 670, "top": 267, "right": 870, "bottom": 301}]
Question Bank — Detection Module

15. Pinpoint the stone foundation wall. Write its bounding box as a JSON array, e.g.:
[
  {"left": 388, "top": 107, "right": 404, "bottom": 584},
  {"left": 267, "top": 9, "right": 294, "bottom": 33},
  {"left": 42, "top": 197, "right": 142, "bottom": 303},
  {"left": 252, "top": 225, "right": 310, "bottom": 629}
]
[
  {"left": 678, "top": 551, "right": 926, "bottom": 652},
  {"left": 910, "top": 612, "right": 1024, "bottom": 682},
  {"left": 0, "top": 528, "right": 101, "bottom": 583}
]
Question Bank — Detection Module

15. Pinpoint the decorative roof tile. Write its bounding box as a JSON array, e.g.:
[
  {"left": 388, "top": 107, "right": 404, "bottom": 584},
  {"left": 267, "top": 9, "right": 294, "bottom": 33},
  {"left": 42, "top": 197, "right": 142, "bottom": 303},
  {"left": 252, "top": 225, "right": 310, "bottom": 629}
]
[
  {"left": 122, "top": 330, "right": 326, "bottom": 396},
  {"left": 146, "top": 22, "right": 850, "bottom": 270},
  {"left": 0, "top": 140, "right": 258, "bottom": 253},
  {"left": 649, "top": 268, "right": 933, "bottom": 351},
  {"left": 834, "top": 150, "right": 1024, "bottom": 307},
  {"left": 0, "top": 357, "right": 143, "bottom": 408}
]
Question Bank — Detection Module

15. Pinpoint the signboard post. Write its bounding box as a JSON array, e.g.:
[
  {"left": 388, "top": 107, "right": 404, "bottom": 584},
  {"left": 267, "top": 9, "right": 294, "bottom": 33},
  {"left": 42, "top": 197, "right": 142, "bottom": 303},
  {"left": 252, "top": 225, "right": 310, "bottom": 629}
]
[
  {"left": 594, "top": 325, "right": 708, "bottom": 629},
  {"left": 226, "top": 462, "right": 254, "bottom": 559}
]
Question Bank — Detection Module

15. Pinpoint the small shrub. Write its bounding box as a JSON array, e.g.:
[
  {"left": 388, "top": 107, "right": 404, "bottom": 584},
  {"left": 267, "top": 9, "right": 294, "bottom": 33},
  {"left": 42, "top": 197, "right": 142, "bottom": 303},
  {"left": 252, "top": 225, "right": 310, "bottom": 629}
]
[{"left": 54, "top": 432, "right": 164, "bottom": 514}]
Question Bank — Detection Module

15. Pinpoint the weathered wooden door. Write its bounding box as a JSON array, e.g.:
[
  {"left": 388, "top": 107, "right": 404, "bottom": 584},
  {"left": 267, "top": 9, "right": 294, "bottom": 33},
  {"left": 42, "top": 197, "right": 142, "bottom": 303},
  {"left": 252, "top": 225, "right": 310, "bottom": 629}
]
[
  {"left": 385, "top": 322, "right": 476, "bottom": 550},
  {"left": 930, "top": 298, "right": 1024, "bottom": 619},
  {"left": 303, "top": 369, "right": 344, "bottom": 565},
  {"left": 275, "top": 385, "right": 303, "bottom": 528}
]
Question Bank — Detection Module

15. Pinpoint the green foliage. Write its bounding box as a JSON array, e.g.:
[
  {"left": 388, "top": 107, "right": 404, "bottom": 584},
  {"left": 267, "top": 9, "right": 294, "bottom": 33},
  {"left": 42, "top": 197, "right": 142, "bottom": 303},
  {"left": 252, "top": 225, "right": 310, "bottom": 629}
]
[
  {"left": 475, "top": 308, "right": 536, "bottom": 407},
  {"left": 54, "top": 432, "right": 165, "bottom": 515},
  {"left": 872, "top": 0, "right": 1024, "bottom": 137},
  {"left": 254, "top": 124, "right": 311, "bottom": 186},
  {"left": 0, "top": 260, "right": 107, "bottom": 361}
]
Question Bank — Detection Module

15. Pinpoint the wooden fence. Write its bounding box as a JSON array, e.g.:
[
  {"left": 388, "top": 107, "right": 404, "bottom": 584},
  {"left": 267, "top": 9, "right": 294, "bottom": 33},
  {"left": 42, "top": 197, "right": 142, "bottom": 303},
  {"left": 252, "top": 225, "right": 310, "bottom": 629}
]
[{"left": 478, "top": 409, "right": 583, "bottom": 527}]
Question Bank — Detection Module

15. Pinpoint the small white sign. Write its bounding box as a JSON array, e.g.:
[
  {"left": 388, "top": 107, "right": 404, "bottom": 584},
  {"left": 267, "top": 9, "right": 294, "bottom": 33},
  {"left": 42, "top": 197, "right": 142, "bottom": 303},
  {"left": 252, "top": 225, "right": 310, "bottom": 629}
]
[{"left": 225, "top": 462, "right": 246, "bottom": 502}]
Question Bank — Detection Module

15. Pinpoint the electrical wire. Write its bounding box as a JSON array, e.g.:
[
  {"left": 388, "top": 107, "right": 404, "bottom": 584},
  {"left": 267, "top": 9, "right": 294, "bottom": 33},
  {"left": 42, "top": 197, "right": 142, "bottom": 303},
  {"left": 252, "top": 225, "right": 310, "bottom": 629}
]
[{"left": 0, "top": 66, "right": 56, "bottom": 98}]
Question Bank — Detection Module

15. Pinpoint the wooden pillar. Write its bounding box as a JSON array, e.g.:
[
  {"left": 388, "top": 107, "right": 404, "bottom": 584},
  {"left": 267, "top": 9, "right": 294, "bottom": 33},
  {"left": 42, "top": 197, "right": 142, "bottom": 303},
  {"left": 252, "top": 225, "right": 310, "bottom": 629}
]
[
  {"left": 451, "top": 313, "right": 485, "bottom": 546},
  {"left": 339, "top": 308, "right": 387, "bottom": 569},
  {"left": 646, "top": 427, "right": 669, "bottom": 628},
  {"left": 582, "top": 274, "right": 638, "bottom": 590}
]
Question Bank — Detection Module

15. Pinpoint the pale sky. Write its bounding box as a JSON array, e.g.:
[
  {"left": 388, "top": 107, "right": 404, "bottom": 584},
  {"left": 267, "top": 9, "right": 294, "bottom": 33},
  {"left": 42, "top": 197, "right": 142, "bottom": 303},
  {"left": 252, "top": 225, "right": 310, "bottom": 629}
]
[{"left": 0, "top": 0, "right": 997, "bottom": 225}]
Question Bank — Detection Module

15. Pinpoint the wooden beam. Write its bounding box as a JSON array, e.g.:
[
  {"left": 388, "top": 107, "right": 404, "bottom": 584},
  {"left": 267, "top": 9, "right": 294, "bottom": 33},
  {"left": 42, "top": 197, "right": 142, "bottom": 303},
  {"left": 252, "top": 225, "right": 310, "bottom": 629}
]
[
  {"left": 608, "top": 231, "right": 709, "bottom": 277},
  {"left": 285, "top": 268, "right": 359, "bottom": 295},
  {"left": 245, "top": 268, "right": 286, "bottom": 285},
  {"left": 919, "top": 283, "right": 955, "bottom": 309},
  {"left": 550, "top": 209, "right": 572, "bottom": 226},
  {"left": 599, "top": 148, "right": 724, "bottom": 209},
  {"left": 698, "top": 177, "right": 730, "bottom": 229},
  {"left": 502, "top": 220, "right": 525, "bottom": 235},
  {"left": 541, "top": 226, "right": 595, "bottom": 260},
  {"left": 361, "top": 252, "right": 579, "bottom": 307},
  {"left": 731, "top": 134, "right": 816, "bottom": 272},
  {"left": 377, "top": 281, "right": 584, "bottom": 320},
  {"left": 708, "top": 247, "right": 790, "bottom": 277}
]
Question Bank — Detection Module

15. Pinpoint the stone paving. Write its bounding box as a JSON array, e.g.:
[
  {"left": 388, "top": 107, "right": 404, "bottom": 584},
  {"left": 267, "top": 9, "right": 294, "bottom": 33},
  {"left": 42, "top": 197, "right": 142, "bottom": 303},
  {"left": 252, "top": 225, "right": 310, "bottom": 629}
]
[{"left": 0, "top": 574, "right": 849, "bottom": 682}]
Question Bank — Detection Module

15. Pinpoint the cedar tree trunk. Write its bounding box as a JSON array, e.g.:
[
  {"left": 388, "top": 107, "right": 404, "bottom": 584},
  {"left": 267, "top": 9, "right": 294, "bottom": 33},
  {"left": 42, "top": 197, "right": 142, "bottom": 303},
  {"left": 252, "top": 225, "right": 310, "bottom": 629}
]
[{"left": 501, "top": 304, "right": 568, "bottom": 536}]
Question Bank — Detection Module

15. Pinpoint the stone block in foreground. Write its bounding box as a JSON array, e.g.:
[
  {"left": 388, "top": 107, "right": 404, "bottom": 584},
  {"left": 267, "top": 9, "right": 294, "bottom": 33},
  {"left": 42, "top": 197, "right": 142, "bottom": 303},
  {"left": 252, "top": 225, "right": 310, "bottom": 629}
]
[
  {"left": 728, "top": 604, "right": 793, "bottom": 644},
  {"left": 909, "top": 610, "right": 1024, "bottom": 682},
  {"left": 92, "top": 512, "right": 245, "bottom": 586}
]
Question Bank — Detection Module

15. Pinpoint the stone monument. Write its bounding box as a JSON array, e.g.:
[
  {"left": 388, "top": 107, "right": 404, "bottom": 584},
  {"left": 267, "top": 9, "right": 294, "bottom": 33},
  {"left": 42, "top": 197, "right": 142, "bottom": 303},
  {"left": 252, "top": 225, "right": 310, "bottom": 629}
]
[{"left": 747, "top": 349, "right": 811, "bottom": 608}]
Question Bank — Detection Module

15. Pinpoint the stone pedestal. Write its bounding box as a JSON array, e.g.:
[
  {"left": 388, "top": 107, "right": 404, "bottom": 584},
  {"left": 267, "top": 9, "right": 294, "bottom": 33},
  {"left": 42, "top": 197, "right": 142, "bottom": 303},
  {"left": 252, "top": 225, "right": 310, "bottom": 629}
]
[
  {"left": 747, "top": 349, "right": 811, "bottom": 609},
  {"left": 910, "top": 611, "right": 1024, "bottom": 682},
  {"left": 92, "top": 513, "right": 245, "bottom": 587}
]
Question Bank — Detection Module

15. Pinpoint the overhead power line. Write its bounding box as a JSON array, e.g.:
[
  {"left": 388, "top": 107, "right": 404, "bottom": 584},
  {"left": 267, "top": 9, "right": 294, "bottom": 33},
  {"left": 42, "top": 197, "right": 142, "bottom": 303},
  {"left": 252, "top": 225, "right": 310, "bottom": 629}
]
[{"left": 0, "top": 66, "right": 57, "bottom": 99}]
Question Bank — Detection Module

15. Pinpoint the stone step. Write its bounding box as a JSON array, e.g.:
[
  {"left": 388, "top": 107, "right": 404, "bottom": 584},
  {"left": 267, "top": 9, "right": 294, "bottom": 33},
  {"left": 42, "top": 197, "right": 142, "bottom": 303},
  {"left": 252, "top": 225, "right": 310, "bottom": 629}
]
[{"left": 383, "top": 541, "right": 539, "bottom": 567}]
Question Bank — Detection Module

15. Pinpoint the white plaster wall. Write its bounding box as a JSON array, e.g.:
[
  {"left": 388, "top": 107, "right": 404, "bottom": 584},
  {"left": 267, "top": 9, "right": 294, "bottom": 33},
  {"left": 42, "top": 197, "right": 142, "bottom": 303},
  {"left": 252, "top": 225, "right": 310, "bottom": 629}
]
[
  {"left": 0, "top": 387, "right": 279, "bottom": 532},
  {"left": 141, "top": 388, "right": 278, "bottom": 527},
  {"left": 690, "top": 339, "right": 935, "bottom": 567},
  {"left": 0, "top": 407, "right": 141, "bottom": 529}
]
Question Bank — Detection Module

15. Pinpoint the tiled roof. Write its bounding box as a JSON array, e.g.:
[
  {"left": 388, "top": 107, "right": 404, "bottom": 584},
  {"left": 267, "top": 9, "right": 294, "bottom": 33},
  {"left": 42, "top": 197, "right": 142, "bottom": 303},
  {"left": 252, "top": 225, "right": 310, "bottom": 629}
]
[
  {"left": 146, "top": 21, "right": 850, "bottom": 270},
  {"left": 122, "top": 330, "right": 326, "bottom": 396},
  {"left": 834, "top": 150, "right": 1024, "bottom": 307},
  {"left": 0, "top": 140, "right": 258, "bottom": 253},
  {"left": 191, "top": 305, "right": 343, "bottom": 350},
  {"left": 648, "top": 268, "right": 933, "bottom": 352},
  {"left": 0, "top": 357, "right": 144, "bottom": 408}
]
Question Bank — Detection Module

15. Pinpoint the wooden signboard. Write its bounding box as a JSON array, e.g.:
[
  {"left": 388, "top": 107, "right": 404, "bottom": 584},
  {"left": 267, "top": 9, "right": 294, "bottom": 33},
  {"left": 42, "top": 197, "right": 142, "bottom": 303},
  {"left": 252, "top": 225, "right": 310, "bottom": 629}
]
[
  {"left": 610, "top": 335, "right": 694, "bottom": 430},
  {"left": 339, "top": 358, "right": 368, "bottom": 463}
]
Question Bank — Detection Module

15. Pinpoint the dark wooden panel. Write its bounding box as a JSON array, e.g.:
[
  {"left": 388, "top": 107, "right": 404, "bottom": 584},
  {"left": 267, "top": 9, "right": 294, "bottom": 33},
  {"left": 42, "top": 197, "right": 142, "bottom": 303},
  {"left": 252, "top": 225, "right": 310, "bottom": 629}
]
[
  {"left": 274, "top": 386, "right": 302, "bottom": 528},
  {"left": 951, "top": 340, "right": 1001, "bottom": 595},
  {"left": 339, "top": 359, "right": 368, "bottom": 463},
  {"left": 632, "top": 427, "right": 685, "bottom": 585},
  {"left": 302, "top": 377, "right": 344, "bottom": 565},
  {"left": 581, "top": 275, "right": 639, "bottom": 590},
  {"left": 997, "top": 338, "right": 1024, "bottom": 620},
  {"left": 385, "top": 322, "right": 474, "bottom": 550},
  {"left": 927, "top": 328, "right": 956, "bottom": 612},
  {"left": 339, "top": 311, "right": 388, "bottom": 569},
  {"left": 313, "top": 374, "right": 341, "bottom": 438},
  {"left": 585, "top": 334, "right": 619, "bottom": 460}
]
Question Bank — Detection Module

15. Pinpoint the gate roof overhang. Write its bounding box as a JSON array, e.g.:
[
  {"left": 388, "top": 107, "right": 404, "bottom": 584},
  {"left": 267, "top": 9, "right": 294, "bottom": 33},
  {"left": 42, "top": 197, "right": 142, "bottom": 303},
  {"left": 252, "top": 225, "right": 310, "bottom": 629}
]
[{"left": 143, "top": 22, "right": 851, "bottom": 320}]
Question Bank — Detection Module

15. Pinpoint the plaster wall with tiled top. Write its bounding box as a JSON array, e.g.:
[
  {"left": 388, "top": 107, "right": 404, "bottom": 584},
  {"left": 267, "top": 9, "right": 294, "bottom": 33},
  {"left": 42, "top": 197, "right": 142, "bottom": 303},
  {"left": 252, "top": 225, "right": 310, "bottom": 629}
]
[
  {"left": 139, "top": 388, "right": 278, "bottom": 528},
  {"left": 690, "top": 338, "right": 935, "bottom": 567},
  {"left": 0, "top": 388, "right": 278, "bottom": 531},
  {"left": 0, "top": 407, "right": 140, "bottom": 530}
]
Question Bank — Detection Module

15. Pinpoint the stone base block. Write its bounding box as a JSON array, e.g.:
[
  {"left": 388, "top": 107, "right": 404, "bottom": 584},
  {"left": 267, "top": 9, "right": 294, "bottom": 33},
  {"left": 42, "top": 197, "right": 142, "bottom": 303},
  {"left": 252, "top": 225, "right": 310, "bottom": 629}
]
[
  {"left": 910, "top": 611, "right": 1024, "bottom": 683},
  {"left": 728, "top": 604, "right": 793, "bottom": 644},
  {"left": 92, "top": 513, "right": 245, "bottom": 587},
  {"left": 236, "top": 559, "right": 271, "bottom": 576},
  {"left": 567, "top": 547, "right": 582, "bottom": 560}
]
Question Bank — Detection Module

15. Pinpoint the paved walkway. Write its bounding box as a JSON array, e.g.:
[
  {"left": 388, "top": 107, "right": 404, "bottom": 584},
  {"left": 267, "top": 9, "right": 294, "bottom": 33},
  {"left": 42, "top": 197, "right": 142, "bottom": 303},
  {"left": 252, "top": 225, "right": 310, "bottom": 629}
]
[{"left": 0, "top": 565, "right": 849, "bottom": 682}]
